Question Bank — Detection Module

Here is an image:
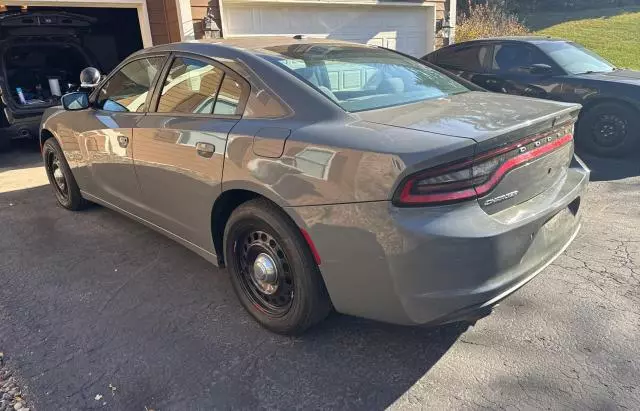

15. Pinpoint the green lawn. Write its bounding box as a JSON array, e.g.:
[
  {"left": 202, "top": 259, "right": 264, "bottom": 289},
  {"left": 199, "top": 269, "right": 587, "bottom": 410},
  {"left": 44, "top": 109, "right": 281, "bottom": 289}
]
[{"left": 535, "top": 9, "right": 640, "bottom": 70}]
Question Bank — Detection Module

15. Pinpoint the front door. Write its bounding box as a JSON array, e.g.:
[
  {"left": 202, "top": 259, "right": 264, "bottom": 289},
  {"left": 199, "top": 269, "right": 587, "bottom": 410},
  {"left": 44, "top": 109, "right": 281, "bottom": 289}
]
[
  {"left": 484, "top": 43, "right": 563, "bottom": 100},
  {"left": 79, "top": 55, "right": 166, "bottom": 213},
  {"left": 133, "top": 54, "right": 247, "bottom": 250},
  {"left": 429, "top": 43, "right": 496, "bottom": 90}
]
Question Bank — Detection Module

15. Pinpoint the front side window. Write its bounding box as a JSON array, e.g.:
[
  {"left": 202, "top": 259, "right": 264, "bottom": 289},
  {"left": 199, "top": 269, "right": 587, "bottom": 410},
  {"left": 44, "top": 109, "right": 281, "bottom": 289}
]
[
  {"left": 157, "top": 57, "right": 224, "bottom": 114},
  {"left": 260, "top": 44, "right": 469, "bottom": 112},
  {"left": 97, "top": 56, "right": 164, "bottom": 112},
  {"left": 492, "top": 44, "right": 552, "bottom": 73},
  {"left": 536, "top": 41, "right": 615, "bottom": 75}
]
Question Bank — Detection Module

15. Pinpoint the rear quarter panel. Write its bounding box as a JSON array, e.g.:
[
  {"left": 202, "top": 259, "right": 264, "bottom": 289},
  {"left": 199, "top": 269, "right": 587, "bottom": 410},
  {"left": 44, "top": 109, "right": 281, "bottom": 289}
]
[{"left": 222, "top": 118, "right": 476, "bottom": 207}]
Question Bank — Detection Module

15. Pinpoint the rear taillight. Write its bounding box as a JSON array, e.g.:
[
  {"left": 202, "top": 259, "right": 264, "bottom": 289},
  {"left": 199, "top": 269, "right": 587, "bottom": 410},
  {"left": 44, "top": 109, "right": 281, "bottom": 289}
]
[{"left": 394, "top": 123, "right": 574, "bottom": 206}]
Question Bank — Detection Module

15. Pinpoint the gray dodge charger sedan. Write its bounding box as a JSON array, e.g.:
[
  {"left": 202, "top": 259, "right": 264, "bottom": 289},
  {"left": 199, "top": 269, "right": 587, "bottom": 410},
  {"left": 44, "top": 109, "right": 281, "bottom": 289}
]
[{"left": 40, "top": 37, "right": 589, "bottom": 335}]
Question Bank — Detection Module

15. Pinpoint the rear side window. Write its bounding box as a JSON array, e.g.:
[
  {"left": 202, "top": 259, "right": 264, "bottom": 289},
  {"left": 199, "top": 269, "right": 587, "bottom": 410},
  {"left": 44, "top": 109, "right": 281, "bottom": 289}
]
[
  {"left": 157, "top": 57, "right": 224, "bottom": 114},
  {"left": 97, "top": 57, "right": 165, "bottom": 112},
  {"left": 435, "top": 45, "right": 488, "bottom": 71},
  {"left": 213, "top": 75, "right": 242, "bottom": 115}
]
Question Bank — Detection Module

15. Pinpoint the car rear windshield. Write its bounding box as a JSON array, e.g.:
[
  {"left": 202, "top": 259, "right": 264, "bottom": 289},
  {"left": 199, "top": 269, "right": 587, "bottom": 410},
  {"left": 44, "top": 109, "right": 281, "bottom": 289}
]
[
  {"left": 259, "top": 44, "right": 470, "bottom": 112},
  {"left": 536, "top": 41, "right": 615, "bottom": 75}
]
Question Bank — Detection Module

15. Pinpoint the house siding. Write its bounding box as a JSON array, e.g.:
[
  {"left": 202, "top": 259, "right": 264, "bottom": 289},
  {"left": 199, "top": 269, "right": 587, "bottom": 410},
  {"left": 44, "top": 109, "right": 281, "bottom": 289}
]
[
  {"left": 191, "top": 0, "right": 222, "bottom": 39},
  {"left": 147, "top": 0, "right": 183, "bottom": 44},
  {"left": 435, "top": 0, "right": 448, "bottom": 49}
]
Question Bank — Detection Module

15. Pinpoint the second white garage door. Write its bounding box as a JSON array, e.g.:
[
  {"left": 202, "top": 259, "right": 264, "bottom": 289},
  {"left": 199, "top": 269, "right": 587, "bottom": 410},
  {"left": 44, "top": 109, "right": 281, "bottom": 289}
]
[{"left": 221, "top": 3, "right": 436, "bottom": 57}]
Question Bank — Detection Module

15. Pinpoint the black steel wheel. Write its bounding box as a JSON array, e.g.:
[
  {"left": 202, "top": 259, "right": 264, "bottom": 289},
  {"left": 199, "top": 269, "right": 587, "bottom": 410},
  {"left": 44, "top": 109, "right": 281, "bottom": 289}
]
[
  {"left": 46, "top": 149, "right": 69, "bottom": 201},
  {"left": 224, "top": 198, "right": 331, "bottom": 335},
  {"left": 42, "top": 138, "right": 87, "bottom": 210},
  {"left": 236, "top": 228, "right": 295, "bottom": 317},
  {"left": 592, "top": 114, "right": 627, "bottom": 148},
  {"left": 577, "top": 102, "right": 640, "bottom": 157}
]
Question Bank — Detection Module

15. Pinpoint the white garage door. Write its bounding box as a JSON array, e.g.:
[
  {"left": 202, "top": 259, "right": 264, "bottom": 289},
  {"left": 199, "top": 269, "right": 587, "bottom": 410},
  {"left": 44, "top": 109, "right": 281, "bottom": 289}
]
[{"left": 222, "top": 3, "right": 436, "bottom": 57}]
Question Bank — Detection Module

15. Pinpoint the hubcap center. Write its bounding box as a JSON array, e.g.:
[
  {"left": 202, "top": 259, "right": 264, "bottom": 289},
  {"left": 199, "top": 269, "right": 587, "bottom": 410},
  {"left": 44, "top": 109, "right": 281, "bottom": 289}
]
[
  {"left": 595, "top": 115, "right": 626, "bottom": 145},
  {"left": 53, "top": 165, "right": 66, "bottom": 190},
  {"left": 251, "top": 253, "right": 278, "bottom": 294}
]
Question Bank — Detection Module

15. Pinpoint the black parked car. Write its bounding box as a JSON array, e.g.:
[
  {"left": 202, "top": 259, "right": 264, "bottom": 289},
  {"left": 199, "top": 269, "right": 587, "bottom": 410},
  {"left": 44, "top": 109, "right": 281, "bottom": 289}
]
[{"left": 424, "top": 37, "right": 640, "bottom": 157}]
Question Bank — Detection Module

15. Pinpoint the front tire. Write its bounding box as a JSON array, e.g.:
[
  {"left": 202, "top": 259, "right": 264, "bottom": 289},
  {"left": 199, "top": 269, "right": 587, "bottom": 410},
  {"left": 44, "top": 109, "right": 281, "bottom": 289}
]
[
  {"left": 577, "top": 102, "right": 640, "bottom": 157},
  {"left": 224, "top": 198, "right": 331, "bottom": 335},
  {"left": 42, "top": 138, "right": 87, "bottom": 210}
]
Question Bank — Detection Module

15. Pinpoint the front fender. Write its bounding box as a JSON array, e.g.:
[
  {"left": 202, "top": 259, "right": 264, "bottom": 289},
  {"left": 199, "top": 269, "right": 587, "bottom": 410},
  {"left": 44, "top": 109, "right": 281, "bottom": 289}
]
[
  {"left": 581, "top": 94, "right": 640, "bottom": 114},
  {"left": 39, "top": 106, "right": 66, "bottom": 146}
]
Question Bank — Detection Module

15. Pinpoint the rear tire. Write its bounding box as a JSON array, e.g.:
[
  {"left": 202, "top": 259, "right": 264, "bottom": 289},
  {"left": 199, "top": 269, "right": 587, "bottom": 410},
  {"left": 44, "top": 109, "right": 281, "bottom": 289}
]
[
  {"left": 224, "top": 198, "right": 331, "bottom": 335},
  {"left": 576, "top": 102, "right": 640, "bottom": 157},
  {"left": 42, "top": 138, "right": 87, "bottom": 211}
]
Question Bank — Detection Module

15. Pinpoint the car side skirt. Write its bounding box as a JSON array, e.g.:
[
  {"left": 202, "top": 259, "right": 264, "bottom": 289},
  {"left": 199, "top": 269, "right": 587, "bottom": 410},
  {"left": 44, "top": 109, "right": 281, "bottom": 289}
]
[{"left": 81, "top": 191, "right": 220, "bottom": 267}]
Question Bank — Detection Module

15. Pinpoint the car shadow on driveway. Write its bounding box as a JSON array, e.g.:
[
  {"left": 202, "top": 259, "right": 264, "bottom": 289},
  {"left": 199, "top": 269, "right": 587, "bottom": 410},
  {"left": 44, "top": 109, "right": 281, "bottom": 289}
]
[
  {"left": 0, "top": 139, "right": 42, "bottom": 171},
  {"left": 579, "top": 152, "right": 640, "bottom": 182},
  {"left": 0, "top": 184, "right": 467, "bottom": 410}
]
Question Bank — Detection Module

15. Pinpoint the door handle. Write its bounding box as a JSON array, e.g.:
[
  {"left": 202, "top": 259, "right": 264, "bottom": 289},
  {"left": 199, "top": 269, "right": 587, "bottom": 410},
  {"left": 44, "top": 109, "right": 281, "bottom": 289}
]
[
  {"left": 117, "top": 135, "right": 129, "bottom": 148},
  {"left": 196, "top": 142, "right": 215, "bottom": 158}
]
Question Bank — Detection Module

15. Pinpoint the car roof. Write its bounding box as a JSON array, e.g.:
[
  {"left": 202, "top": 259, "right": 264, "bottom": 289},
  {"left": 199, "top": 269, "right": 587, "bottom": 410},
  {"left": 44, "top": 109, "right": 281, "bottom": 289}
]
[
  {"left": 135, "top": 36, "right": 368, "bottom": 57},
  {"left": 448, "top": 36, "right": 568, "bottom": 47}
]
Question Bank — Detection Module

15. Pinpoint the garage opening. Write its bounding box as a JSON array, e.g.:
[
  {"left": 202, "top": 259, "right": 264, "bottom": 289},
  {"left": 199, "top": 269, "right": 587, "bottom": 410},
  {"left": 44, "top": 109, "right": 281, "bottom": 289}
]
[{"left": 0, "top": 6, "right": 143, "bottom": 109}]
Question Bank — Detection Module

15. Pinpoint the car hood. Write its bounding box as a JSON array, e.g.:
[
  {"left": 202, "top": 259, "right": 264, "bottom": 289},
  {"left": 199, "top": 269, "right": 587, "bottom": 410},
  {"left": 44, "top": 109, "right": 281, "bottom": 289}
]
[
  {"left": 356, "top": 91, "right": 580, "bottom": 143},
  {"left": 572, "top": 69, "right": 640, "bottom": 85}
]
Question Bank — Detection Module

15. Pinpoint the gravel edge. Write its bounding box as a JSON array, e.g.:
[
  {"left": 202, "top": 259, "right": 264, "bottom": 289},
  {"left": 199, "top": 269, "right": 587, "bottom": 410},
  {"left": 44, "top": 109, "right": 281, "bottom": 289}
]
[{"left": 0, "top": 353, "right": 31, "bottom": 411}]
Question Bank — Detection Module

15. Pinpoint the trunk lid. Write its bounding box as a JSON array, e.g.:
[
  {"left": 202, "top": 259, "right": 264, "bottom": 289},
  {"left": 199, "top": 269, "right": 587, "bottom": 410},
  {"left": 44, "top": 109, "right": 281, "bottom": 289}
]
[
  {"left": 0, "top": 12, "right": 95, "bottom": 116},
  {"left": 0, "top": 11, "right": 95, "bottom": 37},
  {"left": 357, "top": 91, "right": 578, "bottom": 146},
  {"left": 359, "top": 92, "right": 580, "bottom": 213}
]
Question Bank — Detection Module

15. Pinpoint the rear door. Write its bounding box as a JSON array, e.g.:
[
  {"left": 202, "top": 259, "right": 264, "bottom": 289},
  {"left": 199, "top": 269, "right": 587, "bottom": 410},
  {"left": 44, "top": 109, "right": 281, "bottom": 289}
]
[
  {"left": 76, "top": 54, "right": 166, "bottom": 213},
  {"left": 133, "top": 53, "right": 248, "bottom": 249},
  {"left": 427, "top": 43, "right": 494, "bottom": 89},
  {"left": 484, "top": 42, "right": 563, "bottom": 99}
]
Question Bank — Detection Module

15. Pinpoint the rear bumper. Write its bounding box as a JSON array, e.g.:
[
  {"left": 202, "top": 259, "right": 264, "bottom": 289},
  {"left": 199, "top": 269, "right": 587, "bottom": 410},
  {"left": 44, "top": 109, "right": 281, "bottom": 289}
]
[
  {"left": 292, "top": 155, "right": 590, "bottom": 325},
  {"left": 411, "top": 218, "right": 581, "bottom": 326},
  {"left": 1, "top": 115, "right": 41, "bottom": 140}
]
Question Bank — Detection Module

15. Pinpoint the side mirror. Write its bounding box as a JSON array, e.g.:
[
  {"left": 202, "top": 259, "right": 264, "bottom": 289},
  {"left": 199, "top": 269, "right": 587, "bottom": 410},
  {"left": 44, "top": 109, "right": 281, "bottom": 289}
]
[
  {"left": 529, "top": 64, "right": 553, "bottom": 76},
  {"left": 61, "top": 92, "right": 90, "bottom": 111},
  {"left": 80, "top": 67, "right": 101, "bottom": 88}
]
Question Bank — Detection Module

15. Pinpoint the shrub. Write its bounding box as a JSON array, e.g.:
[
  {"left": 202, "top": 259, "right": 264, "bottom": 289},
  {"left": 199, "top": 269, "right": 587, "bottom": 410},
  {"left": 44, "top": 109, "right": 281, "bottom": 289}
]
[{"left": 455, "top": 4, "right": 530, "bottom": 43}]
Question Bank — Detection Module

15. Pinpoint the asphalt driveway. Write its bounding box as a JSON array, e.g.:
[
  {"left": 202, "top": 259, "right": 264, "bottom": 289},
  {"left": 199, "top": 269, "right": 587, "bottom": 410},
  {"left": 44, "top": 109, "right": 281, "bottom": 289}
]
[{"left": 1, "top": 142, "right": 639, "bottom": 410}]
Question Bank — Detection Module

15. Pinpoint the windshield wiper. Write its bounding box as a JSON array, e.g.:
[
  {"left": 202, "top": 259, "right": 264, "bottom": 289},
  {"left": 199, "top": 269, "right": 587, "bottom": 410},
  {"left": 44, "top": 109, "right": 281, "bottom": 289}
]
[{"left": 578, "top": 70, "right": 613, "bottom": 75}]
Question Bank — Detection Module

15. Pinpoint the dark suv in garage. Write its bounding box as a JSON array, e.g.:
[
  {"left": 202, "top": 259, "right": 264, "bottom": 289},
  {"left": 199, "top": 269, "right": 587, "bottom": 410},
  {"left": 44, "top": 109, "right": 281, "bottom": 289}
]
[{"left": 0, "top": 10, "right": 107, "bottom": 151}]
